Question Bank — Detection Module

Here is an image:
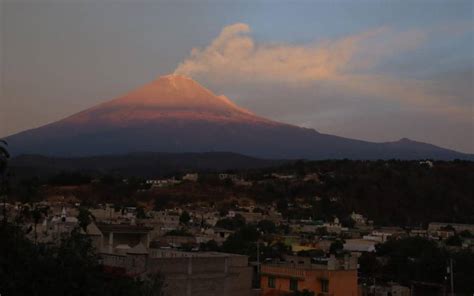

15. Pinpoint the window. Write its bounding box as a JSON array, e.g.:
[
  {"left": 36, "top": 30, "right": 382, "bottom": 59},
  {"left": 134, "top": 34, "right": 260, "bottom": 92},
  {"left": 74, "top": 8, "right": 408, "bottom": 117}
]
[
  {"left": 268, "top": 276, "right": 276, "bottom": 288},
  {"left": 321, "top": 279, "right": 329, "bottom": 293},
  {"left": 290, "top": 279, "right": 298, "bottom": 291}
]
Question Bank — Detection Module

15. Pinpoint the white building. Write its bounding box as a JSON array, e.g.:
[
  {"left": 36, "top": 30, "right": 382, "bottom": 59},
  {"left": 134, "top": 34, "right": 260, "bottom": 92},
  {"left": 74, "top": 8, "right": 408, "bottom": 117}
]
[{"left": 182, "top": 173, "right": 198, "bottom": 182}]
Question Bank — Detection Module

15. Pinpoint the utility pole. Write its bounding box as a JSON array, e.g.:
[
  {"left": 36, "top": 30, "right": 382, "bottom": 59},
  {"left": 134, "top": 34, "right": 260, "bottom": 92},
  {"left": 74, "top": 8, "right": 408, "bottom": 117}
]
[
  {"left": 447, "top": 258, "right": 454, "bottom": 296},
  {"left": 450, "top": 258, "right": 454, "bottom": 296},
  {"left": 256, "top": 240, "right": 260, "bottom": 274}
]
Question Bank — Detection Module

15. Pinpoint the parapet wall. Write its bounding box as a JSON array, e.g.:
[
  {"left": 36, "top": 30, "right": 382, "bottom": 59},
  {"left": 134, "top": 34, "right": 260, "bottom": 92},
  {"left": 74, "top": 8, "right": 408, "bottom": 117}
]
[{"left": 101, "top": 251, "right": 253, "bottom": 296}]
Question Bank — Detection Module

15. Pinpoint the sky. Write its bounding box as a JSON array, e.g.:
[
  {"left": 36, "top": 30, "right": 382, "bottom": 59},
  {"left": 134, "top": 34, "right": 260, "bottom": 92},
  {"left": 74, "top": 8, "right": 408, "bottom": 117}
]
[{"left": 1, "top": 0, "right": 473, "bottom": 153}]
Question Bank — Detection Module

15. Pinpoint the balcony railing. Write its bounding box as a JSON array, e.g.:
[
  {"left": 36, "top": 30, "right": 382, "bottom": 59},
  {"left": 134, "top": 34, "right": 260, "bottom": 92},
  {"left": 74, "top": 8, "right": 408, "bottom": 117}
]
[{"left": 261, "top": 265, "right": 306, "bottom": 279}]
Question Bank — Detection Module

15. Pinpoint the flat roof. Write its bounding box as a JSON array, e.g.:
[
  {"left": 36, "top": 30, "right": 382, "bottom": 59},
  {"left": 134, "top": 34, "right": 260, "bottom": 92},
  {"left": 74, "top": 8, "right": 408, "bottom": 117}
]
[{"left": 97, "top": 223, "right": 153, "bottom": 233}]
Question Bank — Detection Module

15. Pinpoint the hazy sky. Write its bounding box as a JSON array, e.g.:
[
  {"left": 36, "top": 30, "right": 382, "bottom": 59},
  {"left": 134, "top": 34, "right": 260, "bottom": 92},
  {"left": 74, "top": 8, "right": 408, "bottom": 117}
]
[{"left": 1, "top": 0, "right": 473, "bottom": 153}]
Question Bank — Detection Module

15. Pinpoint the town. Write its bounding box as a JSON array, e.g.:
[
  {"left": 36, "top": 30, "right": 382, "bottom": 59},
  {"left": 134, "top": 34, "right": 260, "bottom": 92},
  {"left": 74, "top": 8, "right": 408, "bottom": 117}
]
[
  {"left": 2, "top": 159, "right": 473, "bottom": 296},
  {"left": 2, "top": 1, "right": 473, "bottom": 295}
]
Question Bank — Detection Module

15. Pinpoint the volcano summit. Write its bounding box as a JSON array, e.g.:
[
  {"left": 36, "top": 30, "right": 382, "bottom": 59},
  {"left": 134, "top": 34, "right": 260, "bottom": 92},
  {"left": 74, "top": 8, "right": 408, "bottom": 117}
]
[
  {"left": 5, "top": 75, "right": 471, "bottom": 160},
  {"left": 66, "top": 75, "right": 272, "bottom": 126}
]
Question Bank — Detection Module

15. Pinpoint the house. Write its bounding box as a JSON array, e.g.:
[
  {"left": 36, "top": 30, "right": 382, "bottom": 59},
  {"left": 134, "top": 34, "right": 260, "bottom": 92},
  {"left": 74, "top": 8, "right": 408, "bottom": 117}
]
[
  {"left": 350, "top": 212, "right": 367, "bottom": 226},
  {"left": 182, "top": 173, "right": 199, "bottom": 182},
  {"left": 362, "top": 230, "right": 393, "bottom": 243},
  {"left": 343, "top": 239, "right": 377, "bottom": 252},
  {"left": 260, "top": 254, "right": 358, "bottom": 296},
  {"left": 97, "top": 223, "right": 153, "bottom": 253},
  {"left": 419, "top": 160, "right": 434, "bottom": 168},
  {"left": 158, "top": 234, "right": 196, "bottom": 248},
  {"left": 219, "top": 173, "right": 238, "bottom": 181},
  {"left": 90, "top": 203, "right": 117, "bottom": 221},
  {"left": 234, "top": 211, "right": 264, "bottom": 224},
  {"left": 203, "top": 227, "right": 235, "bottom": 245},
  {"left": 151, "top": 210, "right": 180, "bottom": 232},
  {"left": 409, "top": 229, "right": 428, "bottom": 238},
  {"left": 233, "top": 179, "right": 252, "bottom": 187},
  {"left": 271, "top": 173, "right": 296, "bottom": 180},
  {"left": 360, "top": 282, "right": 410, "bottom": 296},
  {"left": 303, "top": 173, "right": 320, "bottom": 182},
  {"left": 428, "top": 222, "right": 474, "bottom": 234},
  {"left": 85, "top": 222, "right": 104, "bottom": 250},
  {"left": 35, "top": 207, "right": 79, "bottom": 244},
  {"left": 146, "top": 178, "right": 181, "bottom": 188}
]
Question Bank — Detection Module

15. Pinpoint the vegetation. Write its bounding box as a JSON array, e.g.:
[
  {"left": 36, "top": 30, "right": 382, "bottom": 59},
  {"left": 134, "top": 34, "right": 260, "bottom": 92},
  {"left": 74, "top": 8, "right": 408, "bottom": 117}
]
[
  {"left": 0, "top": 223, "right": 163, "bottom": 296},
  {"left": 257, "top": 219, "right": 277, "bottom": 234},
  {"left": 215, "top": 214, "right": 246, "bottom": 230},
  {"left": 9, "top": 160, "right": 474, "bottom": 226},
  {"left": 0, "top": 142, "right": 164, "bottom": 295},
  {"left": 297, "top": 249, "right": 325, "bottom": 258},
  {"left": 78, "top": 207, "right": 94, "bottom": 231},
  {"left": 179, "top": 210, "right": 191, "bottom": 225},
  {"left": 164, "top": 228, "right": 193, "bottom": 237},
  {"left": 358, "top": 237, "right": 474, "bottom": 295},
  {"left": 329, "top": 240, "right": 345, "bottom": 255},
  {"left": 1, "top": 139, "right": 10, "bottom": 225}
]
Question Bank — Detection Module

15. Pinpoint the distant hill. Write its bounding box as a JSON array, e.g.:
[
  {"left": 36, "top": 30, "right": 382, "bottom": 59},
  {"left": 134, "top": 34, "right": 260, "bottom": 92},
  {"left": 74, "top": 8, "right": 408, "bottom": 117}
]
[
  {"left": 5, "top": 74, "right": 473, "bottom": 160},
  {"left": 9, "top": 152, "right": 285, "bottom": 178}
]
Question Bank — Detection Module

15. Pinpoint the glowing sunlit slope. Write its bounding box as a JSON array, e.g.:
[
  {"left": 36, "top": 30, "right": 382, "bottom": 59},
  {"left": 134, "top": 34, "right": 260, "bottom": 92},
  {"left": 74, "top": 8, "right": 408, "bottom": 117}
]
[{"left": 66, "top": 74, "right": 275, "bottom": 126}]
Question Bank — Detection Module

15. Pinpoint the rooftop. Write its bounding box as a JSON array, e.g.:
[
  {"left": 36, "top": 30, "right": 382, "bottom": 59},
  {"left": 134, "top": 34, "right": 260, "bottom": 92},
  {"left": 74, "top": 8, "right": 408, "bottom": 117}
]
[{"left": 97, "top": 223, "right": 153, "bottom": 233}]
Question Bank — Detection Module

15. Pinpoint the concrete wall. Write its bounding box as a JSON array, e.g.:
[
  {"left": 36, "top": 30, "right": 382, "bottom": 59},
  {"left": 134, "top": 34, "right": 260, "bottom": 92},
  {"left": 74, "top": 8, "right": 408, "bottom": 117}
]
[
  {"left": 148, "top": 257, "right": 253, "bottom": 296},
  {"left": 102, "top": 251, "right": 253, "bottom": 296}
]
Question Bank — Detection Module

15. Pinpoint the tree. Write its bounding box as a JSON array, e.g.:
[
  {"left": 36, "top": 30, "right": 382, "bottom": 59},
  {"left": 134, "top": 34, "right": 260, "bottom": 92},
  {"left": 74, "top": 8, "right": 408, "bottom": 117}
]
[
  {"left": 340, "top": 216, "right": 356, "bottom": 228},
  {"left": 0, "top": 139, "right": 9, "bottom": 174},
  {"left": 459, "top": 230, "right": 472, "bottom": 238},
  {"left": 0, "top": 223, "right": 155, "bottom": 296},
  {"left": 136, "top": 207, "right": 147, "bottom": 219},
  {"left": 78, "top": 207, "right": 94, "bottom": 231},
  {"left": 376, "top": 237, "right": 447, "bottom": 285},
  {"left": 260, "top": 242, "right": 292, "bottom": 260},
  {"left": 16, "top": 177, "right": 41, "bottom": 203},
  {"left": 358, "top": 252, "right": 382, "bottom": 281},
  {"left": 440, "top": 225, "right": 456, "bottom": 232},
  {"left": 329, "top": 240, "right": 344, "bottom": 254},
  {"left": 165, "top": 228, "right": 192, "bottom": 237},
  {"left": 140, "top": 272, "right": 165, "bottom": 296},
  {"left": 179, "top": 210, "right": 191, "bottom": 225},
  {"left": 215, "top": 214, "right": 246, "bottom": 230},
  {"left": 276, "top": 198, "right": 288, "bottom": 215},
  {"left": 257, "top": 219, "right": 276, "bottom": 234},
  {"left": 222, "top": 224, "right": 261, "bottom": 258},
  {"left": 445, "top": 235, "right": 463, "bottom": 247},
  {"left": 31, "top": 206, "right": 45, "bottom": 244},
  {"left": 315, "top": 227, "right": 328, "bottom": 236},
  {"left": 0, "top": 139, "right": 10, "bottom": 226},
  {"left": 200, "top": 240, "right": 219, "bottom": 251},
  {"left": 153, "top": 196, "right": 172, "bottom": 211}
]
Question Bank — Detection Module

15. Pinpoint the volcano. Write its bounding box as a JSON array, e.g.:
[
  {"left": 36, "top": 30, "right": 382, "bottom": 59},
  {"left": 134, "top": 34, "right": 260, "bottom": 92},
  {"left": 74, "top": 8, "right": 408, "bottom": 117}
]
[{"left": 5, "top": 75, "right": 472, "bottom": 160}]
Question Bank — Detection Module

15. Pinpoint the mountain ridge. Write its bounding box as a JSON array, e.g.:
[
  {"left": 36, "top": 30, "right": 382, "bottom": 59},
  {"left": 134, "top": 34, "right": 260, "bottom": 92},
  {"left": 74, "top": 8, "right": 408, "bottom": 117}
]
[
  {"left": 5, "top": 74, "right": 472, "bottom": 160},
  {"left": 9, "top": 152, "right": 286, "bottom": 179}
]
